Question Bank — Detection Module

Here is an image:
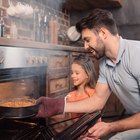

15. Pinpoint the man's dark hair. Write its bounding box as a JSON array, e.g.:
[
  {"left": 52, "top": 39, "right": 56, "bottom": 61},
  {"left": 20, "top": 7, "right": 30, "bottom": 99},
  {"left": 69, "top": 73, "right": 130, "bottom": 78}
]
[{"left": 76, "top": 8, "right": 118, "bottom": 35}]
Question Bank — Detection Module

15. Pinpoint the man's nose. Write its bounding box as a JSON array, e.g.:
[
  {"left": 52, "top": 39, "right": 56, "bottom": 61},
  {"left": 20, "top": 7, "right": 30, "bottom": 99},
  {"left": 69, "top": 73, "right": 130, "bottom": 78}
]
[{"left": 84, "top": 42, "right": 89, "bottom": 50}]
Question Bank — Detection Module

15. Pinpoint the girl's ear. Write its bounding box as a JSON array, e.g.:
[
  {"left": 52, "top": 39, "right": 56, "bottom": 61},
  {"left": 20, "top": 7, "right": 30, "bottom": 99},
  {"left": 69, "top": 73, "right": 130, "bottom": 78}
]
[{"left": 86, "top": 74, "right": 89, "bottom": 79}]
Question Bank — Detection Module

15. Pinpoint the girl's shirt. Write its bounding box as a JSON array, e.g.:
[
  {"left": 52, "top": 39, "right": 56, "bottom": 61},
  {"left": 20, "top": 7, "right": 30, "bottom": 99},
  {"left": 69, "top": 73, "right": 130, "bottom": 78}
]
[{"left": 66, "top": 88, "right": 95, "bottom": 118}]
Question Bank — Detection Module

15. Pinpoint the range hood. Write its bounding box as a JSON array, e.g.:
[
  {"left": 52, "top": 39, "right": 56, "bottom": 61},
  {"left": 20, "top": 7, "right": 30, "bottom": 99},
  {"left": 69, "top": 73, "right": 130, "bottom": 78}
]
[{"left": 64, "top": 0, "right": 123, "bottom": 11}]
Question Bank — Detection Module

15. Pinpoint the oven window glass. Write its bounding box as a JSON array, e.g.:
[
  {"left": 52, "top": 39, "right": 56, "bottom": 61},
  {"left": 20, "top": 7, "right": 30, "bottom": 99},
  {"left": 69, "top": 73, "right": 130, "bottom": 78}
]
[{"left": 0, "top": 77, "right": 40, "bottom": 101}]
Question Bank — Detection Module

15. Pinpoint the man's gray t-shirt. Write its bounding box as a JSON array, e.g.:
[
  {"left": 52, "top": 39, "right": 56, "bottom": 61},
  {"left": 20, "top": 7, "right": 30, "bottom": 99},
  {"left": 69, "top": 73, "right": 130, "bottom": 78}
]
[{"left": 98, "top": 37, "right": 140, "bottom": 114}]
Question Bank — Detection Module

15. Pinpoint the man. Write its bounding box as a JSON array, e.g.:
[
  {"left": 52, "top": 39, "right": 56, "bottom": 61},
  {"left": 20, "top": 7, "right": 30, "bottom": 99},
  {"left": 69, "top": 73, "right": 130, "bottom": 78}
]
[{"left": 36, "top": 9, "right": 140, "bottom": 140}]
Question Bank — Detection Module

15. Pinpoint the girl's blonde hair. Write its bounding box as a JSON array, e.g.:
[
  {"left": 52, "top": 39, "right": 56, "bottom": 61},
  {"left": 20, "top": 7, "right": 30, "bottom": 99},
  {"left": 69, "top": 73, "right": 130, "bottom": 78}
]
[{"left": 72, "top": 54, "right": 98, "bottom": 89}]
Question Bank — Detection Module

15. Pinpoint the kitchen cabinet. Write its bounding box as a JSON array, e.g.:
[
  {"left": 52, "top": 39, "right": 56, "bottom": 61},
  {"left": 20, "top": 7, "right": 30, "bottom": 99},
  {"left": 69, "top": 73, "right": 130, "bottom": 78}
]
[{"left": 46, "top": 50, "right": 70, "bottom": 97}]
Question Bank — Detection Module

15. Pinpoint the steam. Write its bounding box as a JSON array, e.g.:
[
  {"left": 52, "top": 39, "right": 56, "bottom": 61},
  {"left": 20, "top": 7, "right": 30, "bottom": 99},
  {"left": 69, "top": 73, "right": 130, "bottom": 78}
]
[{"left": 0, "top": 79, "right": 35, "bottom": 101}]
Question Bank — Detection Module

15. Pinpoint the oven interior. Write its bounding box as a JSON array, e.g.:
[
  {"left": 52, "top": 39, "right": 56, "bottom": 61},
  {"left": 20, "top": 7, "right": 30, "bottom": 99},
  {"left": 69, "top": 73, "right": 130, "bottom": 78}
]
[{"left": 0, "top": 66, "right": 47, "bottom": 139}]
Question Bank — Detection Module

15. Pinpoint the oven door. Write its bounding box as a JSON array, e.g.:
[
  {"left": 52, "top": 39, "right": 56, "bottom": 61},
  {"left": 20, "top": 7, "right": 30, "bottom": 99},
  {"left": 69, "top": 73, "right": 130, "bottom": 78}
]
[{"left": 0, "top": 66, "right": 46, "bottom": 118}]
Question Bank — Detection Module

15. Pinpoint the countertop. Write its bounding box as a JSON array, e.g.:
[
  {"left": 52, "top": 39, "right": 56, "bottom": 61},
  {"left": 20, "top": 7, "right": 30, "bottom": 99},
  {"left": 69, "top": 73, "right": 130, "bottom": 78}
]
[{"left": 0, "top": 38, "right": 86, "bottom": 52}]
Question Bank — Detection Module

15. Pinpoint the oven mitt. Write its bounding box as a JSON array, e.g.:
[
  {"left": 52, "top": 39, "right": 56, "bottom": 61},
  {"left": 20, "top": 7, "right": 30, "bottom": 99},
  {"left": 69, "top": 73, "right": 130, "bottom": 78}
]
[{"left": 36, "top": 96, "right": 66, "bottom": 118}]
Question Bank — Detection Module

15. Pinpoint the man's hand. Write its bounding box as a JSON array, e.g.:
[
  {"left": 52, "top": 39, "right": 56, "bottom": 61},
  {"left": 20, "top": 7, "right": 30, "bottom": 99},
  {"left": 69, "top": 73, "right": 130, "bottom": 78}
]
[
  {"left": 36, "top": 96, "right": 65, "bottom": 118},
  {"left": 82, "top": 122, "right": 111, "bottom": 139}
]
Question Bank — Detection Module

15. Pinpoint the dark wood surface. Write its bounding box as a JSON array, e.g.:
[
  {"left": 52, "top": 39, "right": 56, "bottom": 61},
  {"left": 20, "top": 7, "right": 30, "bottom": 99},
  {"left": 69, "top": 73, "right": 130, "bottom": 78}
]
[{"left": 64, "top": 0, "right": 123, "bottom": 10}]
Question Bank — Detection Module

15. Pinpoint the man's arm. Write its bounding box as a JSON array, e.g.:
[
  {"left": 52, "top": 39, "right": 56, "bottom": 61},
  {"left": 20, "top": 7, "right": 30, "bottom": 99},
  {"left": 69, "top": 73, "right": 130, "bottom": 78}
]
[
  {"left": 36, "top": 82, "right": 111, "bottom": 118},
  {"left": 86, "top": 112, "right": 140, "bottom": 139},
  {"left": 110, "top": 112, "right": 140, "bottom": 132},
  {"left": 65, "top": 82, "right": 111, "bottom": 113}
]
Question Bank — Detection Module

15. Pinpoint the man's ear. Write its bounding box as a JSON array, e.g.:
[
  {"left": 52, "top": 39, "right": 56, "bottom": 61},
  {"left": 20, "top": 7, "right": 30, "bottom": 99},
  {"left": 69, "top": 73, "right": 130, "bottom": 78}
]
[{"left": 99, "top": 27, "right": 107, "bottom": 39}]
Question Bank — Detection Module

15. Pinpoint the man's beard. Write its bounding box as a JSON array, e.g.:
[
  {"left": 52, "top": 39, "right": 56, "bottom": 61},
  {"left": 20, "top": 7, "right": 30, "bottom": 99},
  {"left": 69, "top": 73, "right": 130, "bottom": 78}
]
[
  {"left": 91, "top": 38, "right": 105, "bottom": 60},
  {"left": 88, "top": 46, "right": 105, "bottom": 60}
]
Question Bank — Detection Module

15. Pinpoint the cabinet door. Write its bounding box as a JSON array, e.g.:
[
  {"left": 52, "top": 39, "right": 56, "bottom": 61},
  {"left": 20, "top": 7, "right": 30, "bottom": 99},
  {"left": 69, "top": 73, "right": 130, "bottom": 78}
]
[
  {"left": 47, "top": 50, "right": 69, "bottom": 71},
  {"left": 47, "top": 70, "right": 70, "bottom": 97},
  {"left": 46, "top": 50, "right": 70, "bottom": 97}
]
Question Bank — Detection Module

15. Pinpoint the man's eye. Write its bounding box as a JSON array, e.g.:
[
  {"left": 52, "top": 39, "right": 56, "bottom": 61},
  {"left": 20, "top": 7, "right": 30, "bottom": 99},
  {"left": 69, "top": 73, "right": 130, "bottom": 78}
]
[
  {"left": 86, "top": 39, "right": 90, "bottom": 43},
  {"left": 83, "top": 39, "right": 89, "bottom": 43}
]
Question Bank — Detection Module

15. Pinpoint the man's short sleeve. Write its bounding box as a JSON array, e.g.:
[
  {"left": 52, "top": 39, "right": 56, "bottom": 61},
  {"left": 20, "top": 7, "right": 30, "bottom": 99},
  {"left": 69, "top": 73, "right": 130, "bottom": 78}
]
[{"left": 97, "top": 59, "right": 108, "bottom": 84}]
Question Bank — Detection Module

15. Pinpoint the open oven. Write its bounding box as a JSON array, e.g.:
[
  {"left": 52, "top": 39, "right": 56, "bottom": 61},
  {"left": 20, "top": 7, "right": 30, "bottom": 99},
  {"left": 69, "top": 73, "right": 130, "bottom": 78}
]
[
  {"left": 0, "top": 46, "right": 48, "bottom": 139},
  {"left": 0, "top": 66, "right": 46, "bottom": 118},
  {"left": 0, "top": 66, "right": 48, "bottom": 139}
]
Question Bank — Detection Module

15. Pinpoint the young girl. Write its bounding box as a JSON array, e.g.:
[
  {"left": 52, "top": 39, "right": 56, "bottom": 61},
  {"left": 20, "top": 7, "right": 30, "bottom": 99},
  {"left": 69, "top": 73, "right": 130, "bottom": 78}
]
[
  {"left": 66, "top": 54, "right": 99, "bottom": 119},
  {"left": 49, "top": 54, "right": 100, "bottom": 133}
]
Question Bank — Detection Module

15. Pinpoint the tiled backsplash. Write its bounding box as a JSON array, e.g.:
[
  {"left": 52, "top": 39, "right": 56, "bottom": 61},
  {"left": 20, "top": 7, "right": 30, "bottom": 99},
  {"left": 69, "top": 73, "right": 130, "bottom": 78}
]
[{"left": 0, "top": 0, "right": 70, "bottom": 45}]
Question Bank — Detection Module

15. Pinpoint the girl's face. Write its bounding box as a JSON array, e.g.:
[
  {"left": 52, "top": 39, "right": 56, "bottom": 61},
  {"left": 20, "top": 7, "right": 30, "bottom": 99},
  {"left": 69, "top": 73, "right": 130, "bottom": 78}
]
[{"left": 71, "top": 63, "right": 88, "bottom": 87}]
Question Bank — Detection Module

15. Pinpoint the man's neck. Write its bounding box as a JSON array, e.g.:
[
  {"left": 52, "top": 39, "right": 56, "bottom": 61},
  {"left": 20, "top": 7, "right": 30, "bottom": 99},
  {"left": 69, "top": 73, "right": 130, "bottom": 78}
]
[{"left": 105, "top": 35, "right": 120, "bottom": 64}]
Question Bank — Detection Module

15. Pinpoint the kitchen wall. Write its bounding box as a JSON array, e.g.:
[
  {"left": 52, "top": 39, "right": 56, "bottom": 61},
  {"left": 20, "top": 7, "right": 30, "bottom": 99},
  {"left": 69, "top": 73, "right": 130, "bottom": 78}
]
[
  {"left": 111, "top": 0, "right": 140, "bottom": 40},
  {"left": 70, "top": 0, "right": 140, "bottom": 40},
  {"left": 2, "top": 0, "right": 140, "bottom": 44},
  {"left": 0, "top": 0, "right": 70, "bottom": 45}
]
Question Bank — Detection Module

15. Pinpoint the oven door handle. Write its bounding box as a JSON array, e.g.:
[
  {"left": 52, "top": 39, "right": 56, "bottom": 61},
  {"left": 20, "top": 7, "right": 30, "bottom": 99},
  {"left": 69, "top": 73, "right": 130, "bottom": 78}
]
[{"left": 53, "top": 111, "right": 101, "bottom": 140}]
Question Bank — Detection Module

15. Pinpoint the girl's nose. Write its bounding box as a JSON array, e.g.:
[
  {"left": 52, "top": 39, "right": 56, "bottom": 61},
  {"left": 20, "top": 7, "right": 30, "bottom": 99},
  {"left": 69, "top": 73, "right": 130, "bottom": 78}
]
[{"left": 71, "top": 73, "right": 74, "bottom": 78}]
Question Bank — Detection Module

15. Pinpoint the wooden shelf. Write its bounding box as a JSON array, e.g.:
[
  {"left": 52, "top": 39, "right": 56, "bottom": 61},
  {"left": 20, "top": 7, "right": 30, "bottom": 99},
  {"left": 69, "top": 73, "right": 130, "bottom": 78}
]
[
  {"left": 0, "top": 37, "right": 85, "bottom": 52},
  {"left": 64, "top": 0, "right": 123, "bottom": 11}
]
